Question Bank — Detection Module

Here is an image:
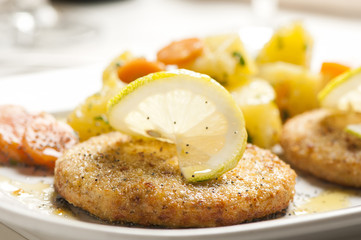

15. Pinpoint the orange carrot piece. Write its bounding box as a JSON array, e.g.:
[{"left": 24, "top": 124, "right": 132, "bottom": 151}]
[
  {"left": 117, "top": 58, "right": 165, "bottom": 84},
  {"left": 22, "top": 112, "right": 78, "bottom": 169},
  {"left": 157, "top": 38, "right": 204, "bottom": 65},
  {"left": 320, "top": 62, "right": 350, "bottom": 80}
]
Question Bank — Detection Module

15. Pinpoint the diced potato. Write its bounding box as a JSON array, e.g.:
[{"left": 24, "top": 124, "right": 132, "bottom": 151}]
[
  {"left": 67, "top": 83, "right": 123, "bottom": 142},
  {"left": 70, "top": 50, "right": 167, "bottom": 141},
  {"left": 68, "top": 51, "right": 134, "bottom": 141},
  {"left": 257, "top": 22, "right": 313, "bottom": 67},
  {"left": 231, "top": 79, "right": 282, "bottom": 148},
  {"left": 259, "top": 62, "right": 322, "bottom": 119},
  {"left": 181, "top": 34, "right": 257, "bottom": 89}
]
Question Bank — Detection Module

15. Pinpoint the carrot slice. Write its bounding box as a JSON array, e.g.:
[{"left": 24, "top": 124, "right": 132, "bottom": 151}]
[
  {"left": 0, "top": 105, "right": 31, "bottom": 164},
  {"left": 157, "top": 38, "right": 204, "bottom": 65},
  {"left": 320, "top": 62, "right": 350, "bottom": 80},
  {"left": 22, "top": 112, "right": 78, "bottom": 169},
  {"left": 117, "top": 58, "right": 165, "bottom": 84}
]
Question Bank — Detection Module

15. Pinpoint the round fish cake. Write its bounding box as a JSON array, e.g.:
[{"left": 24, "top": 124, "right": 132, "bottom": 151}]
[
  {"left": 54, "top": 131, "right": 296, "bottom": 228},
  {"left": 281, "top": 109, "right": 361, "bottom": 187}
]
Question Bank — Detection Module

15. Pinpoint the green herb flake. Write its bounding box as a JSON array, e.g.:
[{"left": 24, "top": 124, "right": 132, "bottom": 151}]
[
  {"left": 115, "top": 61, "right": 124, "bottom": 68},
  {"left": 94, "top": 115, "right": 109, "bottom": 124},
  {"left": 303, "top": 44, "right": 308, "bottom": 51},
  {"left": 87, "top": 103, "right": 93, "bottom": 111},
  {"left": 232, "top": 51, "right": 246, "bottom": 66}
]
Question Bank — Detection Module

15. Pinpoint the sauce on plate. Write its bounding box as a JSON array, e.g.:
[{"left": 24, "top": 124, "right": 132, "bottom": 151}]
[
  {"left": 0, "top": 166, "right": 360, "bottom": 224},
  {"left": 294, "top": 189, "right": 351, "bottom": 215}
]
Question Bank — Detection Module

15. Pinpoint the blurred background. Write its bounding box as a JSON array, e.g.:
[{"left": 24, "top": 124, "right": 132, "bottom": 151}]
[{"left": 0, "top": 0, "right": 360, "bottom": 77}]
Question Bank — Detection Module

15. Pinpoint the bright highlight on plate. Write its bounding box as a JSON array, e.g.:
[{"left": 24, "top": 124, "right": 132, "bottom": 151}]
[
  {"left": 319, "top": 66, "right": 361, "bottom": 112},
  {"left": 108, "top": 69, "right": 247, "bottom": 182}
]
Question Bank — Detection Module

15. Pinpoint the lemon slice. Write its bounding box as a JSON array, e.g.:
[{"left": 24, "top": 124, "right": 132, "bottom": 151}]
[
  {"left": 319, "top": 67, "right": 361, "bottom": 111},
  {"left": 345, "top": 124, "right": 361, "bottom": 138},
  {"left": 231, "top": 79, "right": 282, "bottom": 149},
  {"left": 108, "top": 69, "right": 247, "bottom": 182}
]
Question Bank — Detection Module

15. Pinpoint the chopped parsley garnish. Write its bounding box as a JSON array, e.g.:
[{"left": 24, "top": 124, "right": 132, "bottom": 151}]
[
  {"left": 94, "top": 115, "right": 109, "bottom": 124},
  {"left": 232, "top": 51, "right": 246, "bottom": 66}
]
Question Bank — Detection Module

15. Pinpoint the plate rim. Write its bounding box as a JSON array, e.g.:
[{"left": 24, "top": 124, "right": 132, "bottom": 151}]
[{"left": 2, "top": 189, "right": 361, "bottom": 239}]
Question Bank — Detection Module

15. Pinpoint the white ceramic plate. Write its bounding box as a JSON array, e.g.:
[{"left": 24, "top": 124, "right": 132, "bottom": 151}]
[{"left": 1, "top": 66, "right": 361, "bottom": 240}]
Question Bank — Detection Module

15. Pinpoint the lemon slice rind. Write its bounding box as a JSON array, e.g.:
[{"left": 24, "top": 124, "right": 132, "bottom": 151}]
[
  {"left": 345, "top": 124, "right": 361, "bottom": 138},
  {"left": 319, "top": 67, "right": 361, "bottom": 111}
]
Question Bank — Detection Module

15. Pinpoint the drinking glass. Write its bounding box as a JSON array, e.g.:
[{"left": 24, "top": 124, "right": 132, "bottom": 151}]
[{"left": 5, "top": 0, "right": 95, "bottom": 47}]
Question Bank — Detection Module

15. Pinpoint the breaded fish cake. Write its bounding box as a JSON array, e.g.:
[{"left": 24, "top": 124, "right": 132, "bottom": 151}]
[
  {"left": 54, "top": 131, "right": 296, "bottom": 228},
  {"left": 281, "top": 109, "right": 361, "bottom": 187}
]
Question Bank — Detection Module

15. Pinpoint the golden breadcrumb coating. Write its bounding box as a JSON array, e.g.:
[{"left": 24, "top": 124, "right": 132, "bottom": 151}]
[
  {"left": 281, "top": 109, "right": 361, "bottom": 187},
  {"left": 55, "top": 131, "right": 296, "bottom": 228}
]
